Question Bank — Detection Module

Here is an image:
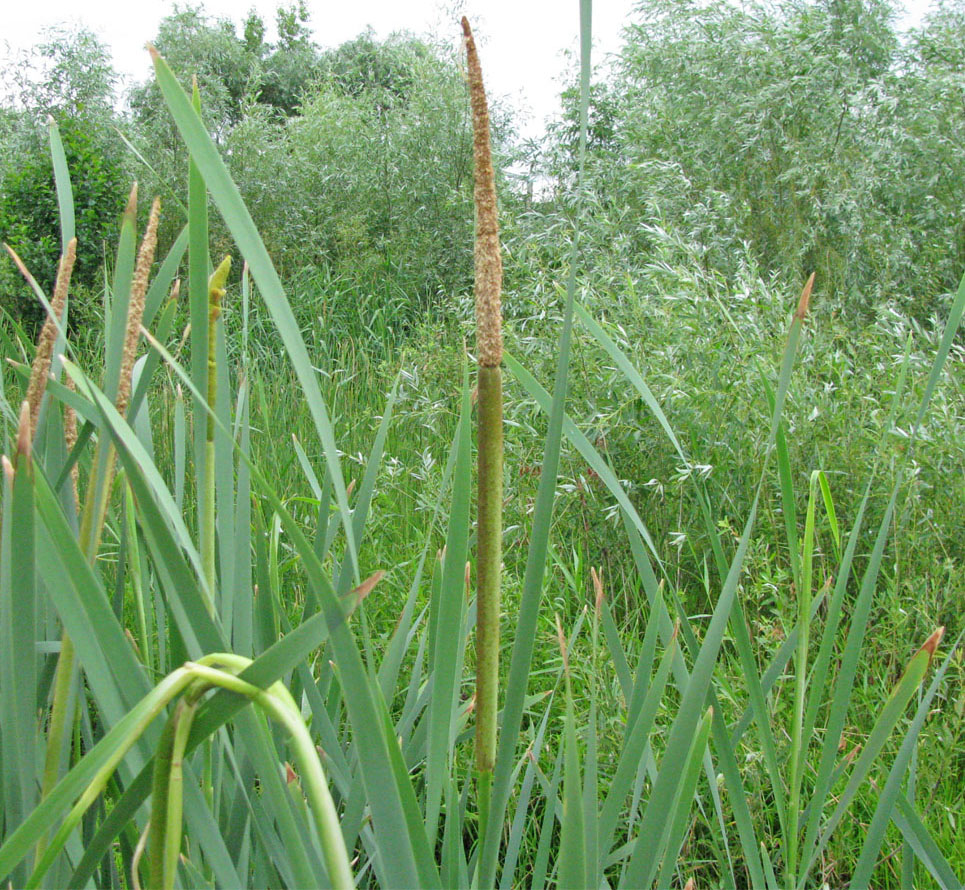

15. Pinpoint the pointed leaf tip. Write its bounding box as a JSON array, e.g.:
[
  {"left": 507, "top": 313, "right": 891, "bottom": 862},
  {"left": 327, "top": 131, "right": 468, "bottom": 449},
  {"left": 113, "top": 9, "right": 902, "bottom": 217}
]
[
  {"left": 795, "top": 272, "right": 815, "bottom": 320},
  {"left": 124, "top": 182, "right": 138, "bottom": 219},
  {"left": 16, "top": 399, "right": 31, "bottom": 458},
  {"left": 351, "top": 570, "right": 385, "bottom": 605},
  {"left": 591, "top": 566, "right": 604, "bottom": 615},
  {"left": 920, "top": 626, "right": 945, "bottom": 661},
  {"left": 555, "top": 613, "right": 569, "bottom": 675}
]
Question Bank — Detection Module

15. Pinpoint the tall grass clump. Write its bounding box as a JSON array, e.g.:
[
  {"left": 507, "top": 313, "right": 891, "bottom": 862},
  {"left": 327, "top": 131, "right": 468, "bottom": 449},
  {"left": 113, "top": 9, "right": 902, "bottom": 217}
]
[{"left": 0, "top": 3, "right": 962, "bottom": 888}]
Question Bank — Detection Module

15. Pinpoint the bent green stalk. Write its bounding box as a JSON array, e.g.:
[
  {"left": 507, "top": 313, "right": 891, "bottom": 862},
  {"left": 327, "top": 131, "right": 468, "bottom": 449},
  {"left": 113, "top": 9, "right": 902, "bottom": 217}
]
[{"left": 462, "top": 18, "right": 503, "bottom": 793}]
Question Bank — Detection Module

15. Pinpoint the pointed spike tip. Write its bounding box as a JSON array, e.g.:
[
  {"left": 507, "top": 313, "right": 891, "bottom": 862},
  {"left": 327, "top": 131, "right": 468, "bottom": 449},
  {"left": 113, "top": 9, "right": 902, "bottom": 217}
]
[
  {"left": 2, "top": 455, "right": 14, "bottom": 485},
  {"left": 208, "top": 254, "right": 232, "bottom": 299}
]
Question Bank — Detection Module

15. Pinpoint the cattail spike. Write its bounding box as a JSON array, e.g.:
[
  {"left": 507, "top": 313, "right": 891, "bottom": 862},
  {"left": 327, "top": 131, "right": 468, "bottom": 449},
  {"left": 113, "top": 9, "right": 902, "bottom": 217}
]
[
  {"left": 462, "top": 17, "right": 503, "bottom": 368},
  {"left": 26, "top": 237, "right": 76, "bottom": 438},
  {"left": 117, "top": 197, "right": 160, "bottom": 417}
]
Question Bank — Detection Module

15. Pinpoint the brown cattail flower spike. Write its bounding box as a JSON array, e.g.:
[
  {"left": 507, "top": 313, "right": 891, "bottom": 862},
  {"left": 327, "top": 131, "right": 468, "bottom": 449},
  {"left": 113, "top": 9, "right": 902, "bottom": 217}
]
[
  {"left": 463, "top": 17, "right": 504, "bottom": 789},
  {"left": 117, "top": 195, "right": 161, "bottom": 418},
  {"left": 463, "top": 17, "right": 503, "bottom": 370},
  {"left": 25, "top": 238, "right": 77, "bottom": 440}
]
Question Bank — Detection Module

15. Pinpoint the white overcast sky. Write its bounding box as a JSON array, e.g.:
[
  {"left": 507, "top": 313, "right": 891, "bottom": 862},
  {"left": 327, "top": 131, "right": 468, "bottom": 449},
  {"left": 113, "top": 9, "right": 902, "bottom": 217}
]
[{"left": 1, "top": 0, "right": 937, "bottom": 137}]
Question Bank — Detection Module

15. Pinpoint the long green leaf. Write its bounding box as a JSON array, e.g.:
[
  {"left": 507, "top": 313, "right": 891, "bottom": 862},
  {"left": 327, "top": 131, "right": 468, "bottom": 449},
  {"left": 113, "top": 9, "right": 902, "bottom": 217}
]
[{"left": 149, "top": 48, "right": 359, "bottom": 584}]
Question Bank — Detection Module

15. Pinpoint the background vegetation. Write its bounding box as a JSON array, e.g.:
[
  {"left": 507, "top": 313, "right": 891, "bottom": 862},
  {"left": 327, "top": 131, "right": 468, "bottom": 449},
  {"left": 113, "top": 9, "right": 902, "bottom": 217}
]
[{"left": 1, "top": 0, "right": 963, "bottom": 887}]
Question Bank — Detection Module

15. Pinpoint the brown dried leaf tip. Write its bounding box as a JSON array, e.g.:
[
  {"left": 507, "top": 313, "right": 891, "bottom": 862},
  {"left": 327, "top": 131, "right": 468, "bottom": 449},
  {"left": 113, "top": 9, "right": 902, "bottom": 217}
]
[
  {"left": 350, "top": 570, "right": 385, "bottom": 606},
  {"left": 919, "top": 626, "right": 945, "bottom": 664},
  {"left": 794, "top": 272, "right": 815, "bottom": 321},
  {"left": 462, "top": 17, "right": 503, "bottom": 368}
]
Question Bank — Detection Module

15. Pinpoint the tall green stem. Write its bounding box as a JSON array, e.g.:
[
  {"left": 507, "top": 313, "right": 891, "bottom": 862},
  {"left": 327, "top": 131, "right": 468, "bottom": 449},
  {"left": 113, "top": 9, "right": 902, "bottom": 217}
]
[{"left": 476, "top": 365, "right": 502, "bottom": 774}]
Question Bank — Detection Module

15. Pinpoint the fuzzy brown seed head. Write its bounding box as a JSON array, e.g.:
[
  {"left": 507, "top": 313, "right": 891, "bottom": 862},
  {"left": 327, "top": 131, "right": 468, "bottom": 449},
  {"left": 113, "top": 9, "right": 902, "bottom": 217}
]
[
  {"left": 2, "top": 454, "right": 14, "bottom": 485},
  {"left": 117, "top": 196, "right": 160, "bottom": 417},
  {"left": 462, "top": 17, "right": 503, "bottom": 368},
  {"left": 26, "top": 237, "right": 76, "bottom": 438}
]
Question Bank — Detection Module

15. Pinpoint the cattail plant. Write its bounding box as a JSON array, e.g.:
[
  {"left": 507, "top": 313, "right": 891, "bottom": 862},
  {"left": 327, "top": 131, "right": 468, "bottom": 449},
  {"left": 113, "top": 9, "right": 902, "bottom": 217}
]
[
  {"left": 462, "top": 16, "right": 503, "bottom": 828},
  {"left": 39, "top": 188, "right": 159, "bottom": 849},
  {"left": 1, "top": 7, "right": 963, "bottom": 889}
]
